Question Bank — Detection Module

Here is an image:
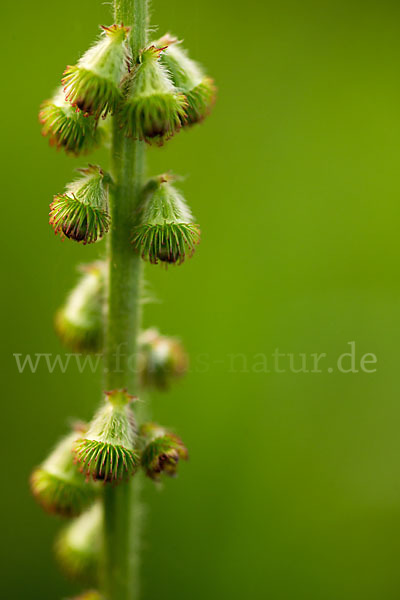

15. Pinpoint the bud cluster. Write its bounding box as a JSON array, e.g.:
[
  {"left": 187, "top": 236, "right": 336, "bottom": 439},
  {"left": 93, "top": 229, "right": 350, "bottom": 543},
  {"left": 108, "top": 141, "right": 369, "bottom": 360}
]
[{"left": 37, "top": 10, "right": 213, "bottom": 595}]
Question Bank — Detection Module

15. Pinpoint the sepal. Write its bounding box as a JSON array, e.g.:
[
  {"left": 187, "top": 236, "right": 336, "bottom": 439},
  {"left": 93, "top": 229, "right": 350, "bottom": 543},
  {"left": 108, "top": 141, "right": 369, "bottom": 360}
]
[
  {"left": 55, "top": 502, "right": 102, "bottom": 585},
  {"left": 119, "top": 46, "right": 187, "bottom": 145},
  {"left": 74, "top": 390, "right": 140, "bottom": 483},
  {"left": 132, "top": 175, "right": 200, "bottom": 265},
  {"left": 63, "top": 25, "right": 130, "bottom": 118},
  {"left": 30, "top": 427, "right": 98, "bottom": 517},
  {"left": 49, "top": 165, "right": 110, "bottom": 244},
  {"left": 140, "top": 423, "right": 188, "bottom": 481},
  {"left": 55, "top": 262, "right": 105, "bottom": 353}
]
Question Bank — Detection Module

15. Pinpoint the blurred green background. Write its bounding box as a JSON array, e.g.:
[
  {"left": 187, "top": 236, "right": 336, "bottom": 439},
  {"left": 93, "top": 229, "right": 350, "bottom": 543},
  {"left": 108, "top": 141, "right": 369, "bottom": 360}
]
[{"left": 2, "top": 0, "right": 400, "bottom": 598}]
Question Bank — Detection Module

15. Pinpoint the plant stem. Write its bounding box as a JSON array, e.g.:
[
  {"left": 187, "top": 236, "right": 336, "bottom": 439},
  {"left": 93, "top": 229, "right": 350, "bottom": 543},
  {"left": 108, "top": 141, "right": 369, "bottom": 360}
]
[{"left": 103, "top": 1, "right": 148, "bottom": 599}]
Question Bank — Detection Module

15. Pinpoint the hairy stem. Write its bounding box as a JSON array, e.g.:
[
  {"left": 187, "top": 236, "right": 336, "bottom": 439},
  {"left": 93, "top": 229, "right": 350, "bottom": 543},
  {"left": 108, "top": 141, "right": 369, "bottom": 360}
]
[{"left": 103, "top": 1, "right": 148, "bottom": 598}]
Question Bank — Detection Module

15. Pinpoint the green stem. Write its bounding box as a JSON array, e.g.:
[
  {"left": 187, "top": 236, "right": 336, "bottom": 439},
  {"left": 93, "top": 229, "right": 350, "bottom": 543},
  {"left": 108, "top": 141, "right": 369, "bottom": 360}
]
[{"left": 103, "top": 1, "right": 148, "bottom": 599}]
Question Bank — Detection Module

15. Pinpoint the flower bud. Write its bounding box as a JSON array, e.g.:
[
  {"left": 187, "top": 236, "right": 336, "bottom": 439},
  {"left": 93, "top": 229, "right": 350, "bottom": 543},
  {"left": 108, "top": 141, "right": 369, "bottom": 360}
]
[
  {"left": 63, "top": 25, "right": 130, "bottom": 118},
  {"left": 39, "top": 88, "right": 105, "bottom": 155},
  {"left": 157, "top": 34, "right": 216, "bottom": 126},
  {"left": 119, "top": 46, "right": 187, "bottom": 145},
  {"left": 140, "top": 423, "right": 188, "bottom": 481},
  {"left": 55, "top": 262, "right": 105, "bottom": 353},
  {"left": 55, "top": 502, "right": 102, "bottom": 585},
  {"left": 49, "top": 165, "right": 110, "bottom": 244},
  {"left": 74, "top": 390, "right": 140, "bottom": 483},
  {"left": 132, "top": 175, "right": 200, "bottom": 265},
  {"left": 138, "top": 328, "right": 188, "bottom": 389},
  {"left": 30, "top": 427, "right": 98, "bottom": 517}
]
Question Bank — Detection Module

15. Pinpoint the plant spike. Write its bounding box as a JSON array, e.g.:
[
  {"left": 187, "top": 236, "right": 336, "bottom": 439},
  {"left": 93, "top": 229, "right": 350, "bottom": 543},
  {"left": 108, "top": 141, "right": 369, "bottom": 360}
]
[{"left": 36, "top": 0, "right": 215, "bottom": 597}]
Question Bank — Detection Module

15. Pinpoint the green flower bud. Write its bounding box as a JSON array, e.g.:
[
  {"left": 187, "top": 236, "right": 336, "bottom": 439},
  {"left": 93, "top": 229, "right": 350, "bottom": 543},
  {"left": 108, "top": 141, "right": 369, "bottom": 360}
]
[
  {"left": 139, "top": 328, "right": 188, "bottom": 389},
  {"left": 74, "top": 390, "right": 140, "bottom": 483},
  {"left": 63, "top": 25, "right": 130, "bottom": 118},
  {"left": 30, "top": 427, "right": 98, "bottom": 517},
  {"left": 55, "top": 262, "right": 105, "bottom": 354},
  {"left": 140, "top": 423, "right": 188, "bottom": 481},
  {"left": 55, "top": 502, "right": 102, "bottom": 586},
  {"left": 132, "top": 175, "right": 200, "bottom": 265},
  {"left": 39, "top": 88, "right": 105, "bottom": 156},
  {"left": 157, "top": 34, "right": 216, "bottom": 126},
  {"left": 119, "top": 46, "right": 187, "bottom": 145},
  {"left": 49, "top": 165, "right": 110, "bottom": 245}
]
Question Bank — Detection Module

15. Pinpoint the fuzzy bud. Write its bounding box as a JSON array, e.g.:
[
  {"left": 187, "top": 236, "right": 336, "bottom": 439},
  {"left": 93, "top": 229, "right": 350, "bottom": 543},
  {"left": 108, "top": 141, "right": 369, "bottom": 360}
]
[
  {"left": 132, "top": 175, "right": 200, "bottom": 265},
  {"left": 63, "top": 25, "right": 130, "bottom": 118},
  {"left": 50, "top": 165, "right": 110, "bottom": 244},
  {"left": 74, "top": 390, "right": 140, "bottom": 483},
  {"left": 55, "top": 502, "right": 102, "bottom": 586},
  {"left": 55, "top": 262, "right": 105, "bottom": 353},
  {"left": 39, "top": 88, "right": 105, "bottom": 155},
  {"left": 140, "top": 423, "right": 188, "bottom": 481},
  {"left": 119, "top": 46, "right": 187, "bottom": 145},
  {"left": 157, "top": 34, "right": 216, "bottom": 126},
  {"left": 30, "top": 427, "right": 98, "bottom": 517},
  {"left": 138, "top": 328, "right": 188, "bottom": 389}
]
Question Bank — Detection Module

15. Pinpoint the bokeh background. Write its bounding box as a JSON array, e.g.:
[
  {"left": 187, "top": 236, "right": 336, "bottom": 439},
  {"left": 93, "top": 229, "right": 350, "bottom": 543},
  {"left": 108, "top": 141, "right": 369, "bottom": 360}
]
[{"left": 2, "top": 0, "right": 400, "bottom": 598}]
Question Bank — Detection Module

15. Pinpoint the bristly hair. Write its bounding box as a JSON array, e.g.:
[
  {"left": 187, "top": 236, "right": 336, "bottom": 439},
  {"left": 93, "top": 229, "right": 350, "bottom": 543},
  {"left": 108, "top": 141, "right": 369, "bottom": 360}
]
[
  {"left": 133, "top": 222, "right": 200, "bottom": 265},
  {"left": 50, "top": 195, "right": 110, "bottom": 244},
  {"left": 74, "top": 440, "right": 140, "bottom": 482}
]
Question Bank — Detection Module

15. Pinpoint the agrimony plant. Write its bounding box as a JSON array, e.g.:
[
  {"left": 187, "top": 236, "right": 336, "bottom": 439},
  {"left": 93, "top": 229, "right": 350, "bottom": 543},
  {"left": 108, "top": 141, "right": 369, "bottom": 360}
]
[{"left": 34, "top": 0, "right": 215, "bottom": 599}]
